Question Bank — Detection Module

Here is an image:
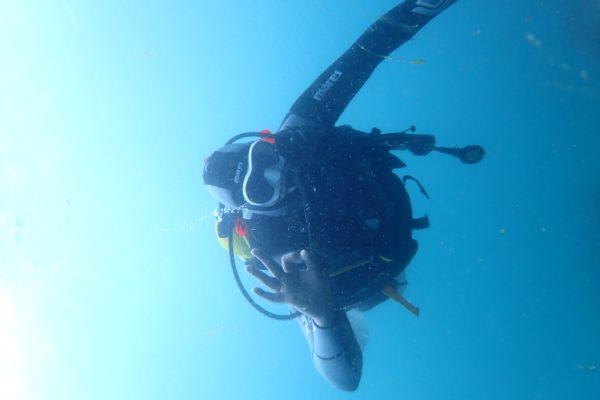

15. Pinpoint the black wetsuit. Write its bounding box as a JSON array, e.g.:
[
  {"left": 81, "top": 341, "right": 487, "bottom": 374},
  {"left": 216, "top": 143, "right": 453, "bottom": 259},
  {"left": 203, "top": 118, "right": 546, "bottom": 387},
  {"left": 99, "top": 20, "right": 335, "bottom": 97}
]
[
  {"left": 280, "top": 0, "right": 456, "bottom": 129},
  {"left": 249, "top": 124, "right": 417, "bottom": 308},
  {"left": 246, "top": 0, "right": 458, "bottom": 391}
]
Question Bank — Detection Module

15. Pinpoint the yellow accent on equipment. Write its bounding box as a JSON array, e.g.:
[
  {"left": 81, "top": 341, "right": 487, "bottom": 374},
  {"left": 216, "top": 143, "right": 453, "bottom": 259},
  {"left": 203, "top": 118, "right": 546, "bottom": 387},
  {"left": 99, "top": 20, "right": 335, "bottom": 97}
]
[
  {"left": 382, "top": 285, "right": 420, "bottom": 317},
  {"left": 215, "top": 221, "right": 253, "bottom": 260}
]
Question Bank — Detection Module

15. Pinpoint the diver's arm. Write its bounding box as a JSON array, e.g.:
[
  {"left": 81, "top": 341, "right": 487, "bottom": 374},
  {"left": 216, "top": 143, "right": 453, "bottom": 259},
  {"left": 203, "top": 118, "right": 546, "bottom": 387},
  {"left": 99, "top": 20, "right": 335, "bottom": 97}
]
[
  {"left": 247, "top": 249, "right": 361, "bottom": 390},
  {"left": 299, "top": 311, "right": 363, "bottom": 391},
  {"left": 280, "top": 0, "right": 458, "bottom": 129}
]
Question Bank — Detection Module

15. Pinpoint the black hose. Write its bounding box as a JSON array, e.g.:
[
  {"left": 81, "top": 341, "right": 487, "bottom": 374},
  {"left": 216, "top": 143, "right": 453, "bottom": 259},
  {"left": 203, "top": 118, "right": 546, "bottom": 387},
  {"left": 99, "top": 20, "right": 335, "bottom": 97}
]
[
  {"left": 227, "top": 218, "right": 300, "bottom": 320},
  {"left": 225, "top": 132, "right": 273, "bottom": 145}
]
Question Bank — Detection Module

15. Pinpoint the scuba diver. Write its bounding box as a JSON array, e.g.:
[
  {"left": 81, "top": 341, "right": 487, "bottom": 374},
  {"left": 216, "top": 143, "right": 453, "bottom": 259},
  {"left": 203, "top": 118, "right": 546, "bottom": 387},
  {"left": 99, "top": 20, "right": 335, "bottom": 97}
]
[{"left": 202, "top": 0, "right": 483, "bottom": 392}]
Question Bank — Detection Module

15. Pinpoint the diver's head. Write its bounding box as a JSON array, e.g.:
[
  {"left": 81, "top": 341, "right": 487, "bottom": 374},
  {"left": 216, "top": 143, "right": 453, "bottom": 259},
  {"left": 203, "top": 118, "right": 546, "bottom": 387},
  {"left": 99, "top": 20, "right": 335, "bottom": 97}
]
[
  {"left": 203, "top": 139, "right": 287, "bottom": 208},
  {"left": 203, "top": 142, "right": 250, "bottom": 208}
]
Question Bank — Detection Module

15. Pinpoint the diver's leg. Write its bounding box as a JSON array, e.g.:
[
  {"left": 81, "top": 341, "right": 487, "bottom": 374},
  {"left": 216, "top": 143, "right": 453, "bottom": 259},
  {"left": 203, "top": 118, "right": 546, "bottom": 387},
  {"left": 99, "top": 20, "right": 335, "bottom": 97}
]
[
  {"left": 281, "top": 0, "right": 458, "bottom": 129},
  {"left": 353, "top": 0, "right": 458, "bottom": 62}
]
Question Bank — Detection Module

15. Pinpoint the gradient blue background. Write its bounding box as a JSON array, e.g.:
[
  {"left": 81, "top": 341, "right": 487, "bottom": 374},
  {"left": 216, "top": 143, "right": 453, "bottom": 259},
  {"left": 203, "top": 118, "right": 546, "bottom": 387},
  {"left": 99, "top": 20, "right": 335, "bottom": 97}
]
[{"left": 1, "top": 1, "right": 599, "bottom": 399}]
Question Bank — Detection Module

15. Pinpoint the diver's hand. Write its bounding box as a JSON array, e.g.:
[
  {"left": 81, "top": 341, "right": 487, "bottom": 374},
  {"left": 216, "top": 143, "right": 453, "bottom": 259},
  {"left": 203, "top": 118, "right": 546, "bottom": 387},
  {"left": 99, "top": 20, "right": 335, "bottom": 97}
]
[{"left": 247, "top": 249, "right": 338, "bottom": 327}]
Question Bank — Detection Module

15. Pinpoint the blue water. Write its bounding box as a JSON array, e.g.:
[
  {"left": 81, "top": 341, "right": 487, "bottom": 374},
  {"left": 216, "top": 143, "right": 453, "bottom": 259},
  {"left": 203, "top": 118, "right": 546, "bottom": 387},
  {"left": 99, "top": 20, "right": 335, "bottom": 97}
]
[{"left": 1, "top": 0, "right": 598, "bottom": 399}]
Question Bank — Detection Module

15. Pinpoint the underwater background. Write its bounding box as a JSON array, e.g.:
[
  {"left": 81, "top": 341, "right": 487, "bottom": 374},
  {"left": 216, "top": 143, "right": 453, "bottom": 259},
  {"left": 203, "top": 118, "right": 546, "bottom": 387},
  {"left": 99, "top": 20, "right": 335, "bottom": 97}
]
[{"left": 1, "top": 0, "right": 599, "bottom": 399}]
